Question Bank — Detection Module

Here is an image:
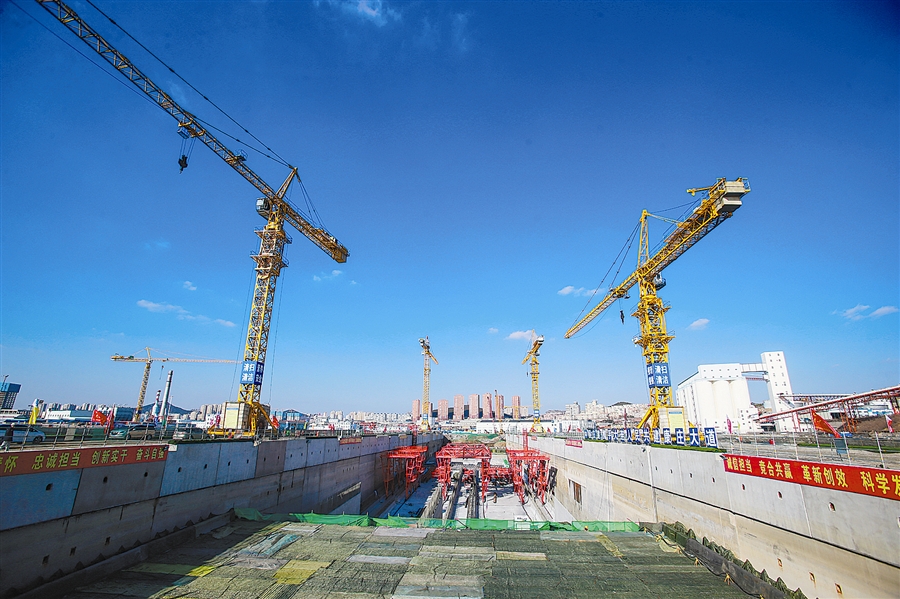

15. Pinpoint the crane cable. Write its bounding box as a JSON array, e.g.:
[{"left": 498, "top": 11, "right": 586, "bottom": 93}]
[
  {"left": 83, "top": 0, "right": 292, "bottom": 169},
  {"left": 567, "top": 221, "right": 640, "bottom": 337}
]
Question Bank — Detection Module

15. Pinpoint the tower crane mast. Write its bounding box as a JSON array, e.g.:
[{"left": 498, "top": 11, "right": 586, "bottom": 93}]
[
  {"left": 111, "top": 348, "right": 236, "bottom": 421},
  {"left": 565, "top": 178, "right": 750, "bottom": 429},
  {"left": 38, "top": 0, "right": 349, "bottom": 436},
  {"left": 521, "top": 332, "right": 545, "bottom": 433},
  {"left": 418, "top": 337, "right": 438, "bottom": 432}
]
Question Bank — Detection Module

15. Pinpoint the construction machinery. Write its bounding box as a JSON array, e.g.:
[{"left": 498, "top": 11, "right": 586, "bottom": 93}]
[
  {"left": 521, "top": 332, "right": 545, "bottom": 432},
  {"left": 565, "top": 178, "right": 750, "bottom": 429},
  {"left": 38, "top": 0, "right": 349, "bottom": 436},
  {"left": 418, "top": 337, "right": 438, "bottom": 431},
  {"left": 111, "top": 348, "right": 236, "bottom": 422}
]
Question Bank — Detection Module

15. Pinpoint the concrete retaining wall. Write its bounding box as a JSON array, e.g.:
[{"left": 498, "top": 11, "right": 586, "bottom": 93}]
[
  {"left": 0, "top": 432, "right": 442, "bottom": 597},
  {"left": 524, "top": 436, "right": 900, "bottom": 599}
]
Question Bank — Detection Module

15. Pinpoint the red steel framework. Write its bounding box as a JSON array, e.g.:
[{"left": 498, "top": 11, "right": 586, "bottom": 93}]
[
  {"left": 756, "top": 385, "right": 900, "bottom": 433},
  {"left": 435, "top": 443, "right": 492, "bottom": 501},
  {"left": 506, "top": 449, "right": 550, "bottom": 504},
  {"left": 384, "top": 445, "right": 428, "bottom": 499}
]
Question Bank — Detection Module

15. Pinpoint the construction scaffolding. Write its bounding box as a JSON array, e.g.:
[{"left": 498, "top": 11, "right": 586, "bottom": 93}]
[
  {"left": 435, "top": 443, "right": 492, "bottom": 501},
  {"left": 507, "top": 449, "right": 551, "bottom": 505},
  {"left": 384, "top": 445, "right": 428, "bottom": 499}
]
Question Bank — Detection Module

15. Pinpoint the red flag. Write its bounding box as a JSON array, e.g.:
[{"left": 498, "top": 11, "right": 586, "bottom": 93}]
[
  {"left": 727, "top": 418, "right": 733, "bottom": 434},
  {"left": 811, "top": 411, "right": 839, "bottom": 438},
  {"left": 886, "top": 415, "right": 894, "bottom": 434},
  {"left": 91, "top": 410, "right": 106, "bottom": 424},
  {"left": 271, "top": 416, "right": 280, "bottom": 430},
  {"left": 106, "top": 410, "right": 115, "bottom": 433}
]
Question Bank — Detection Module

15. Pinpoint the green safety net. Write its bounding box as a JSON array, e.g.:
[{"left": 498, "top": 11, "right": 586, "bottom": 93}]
[{"left": 233, "top": 508, "right": 637, "bottom": 532}]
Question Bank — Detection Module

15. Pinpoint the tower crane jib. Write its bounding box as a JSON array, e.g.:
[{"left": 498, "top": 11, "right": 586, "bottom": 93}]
[
  {"left": 38, "top": 0, "right": 350, "bottom": 437},
  {"left": 564, "top": 178, "right": 750, "bottom": 429}
]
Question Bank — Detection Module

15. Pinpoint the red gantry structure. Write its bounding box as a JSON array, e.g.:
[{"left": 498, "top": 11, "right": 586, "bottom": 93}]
[
  {"left": 435, "top": 443, "right": 492, "bottom": 501},
  {"left": 506, "top": 448, "right": 550, "bottom": 504},
  {"left": 384, "top": 445, "right": 428, "bottom": 499},
  {"left": 756, "top": 385, "right": 900, "bottom": 433}
]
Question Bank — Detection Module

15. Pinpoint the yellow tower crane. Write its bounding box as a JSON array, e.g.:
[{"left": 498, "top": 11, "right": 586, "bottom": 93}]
[
  {"left": 111, "top": 348, "right": 236, "bottom": 422},
  {"left": 521, "top": 332, "right": 545, "bottom": 433},
  {"left": 38, "top": 0, "right": 349, "bottom": 436},
  {"left": 565, "top": 178, "right": 750, "bottom": 430},
  {"left": 418, "top": 337, "right": 438, "bottom": 432}
]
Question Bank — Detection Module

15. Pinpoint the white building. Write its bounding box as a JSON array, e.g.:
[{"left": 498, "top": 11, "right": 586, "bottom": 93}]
[{"left": 676, "top": 351, "right": 794, "bottom": 433}]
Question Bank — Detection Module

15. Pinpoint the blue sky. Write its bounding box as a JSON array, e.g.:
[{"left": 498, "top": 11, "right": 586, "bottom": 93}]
[{"left": 1, "top": 0, "right": 897, "bottom": 414}]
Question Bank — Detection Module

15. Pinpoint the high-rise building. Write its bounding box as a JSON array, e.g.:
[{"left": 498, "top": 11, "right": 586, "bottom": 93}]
[
  {"left": 412, "top": 399, "right": 421, "bottom": 422},
  {"left": 437, "top": 399, "right": 449, "bottom": 421},
  {"left": 0, "top": 382, "right": 21, "bottom": 410},
  {"left": 482, "top": 393, "right": 493, "bottom": 420},
  {"left": 453, "top": 395, "right": 465, "bottom": 421},
  {"left": 495, "top": 393, "right": 504, "bottom": 420},
  {"left": 469, "top": 395, "right": 479, "bottom": 418},
  {"left": 511, "top": 395, "right": 521, "bottom": 419}
]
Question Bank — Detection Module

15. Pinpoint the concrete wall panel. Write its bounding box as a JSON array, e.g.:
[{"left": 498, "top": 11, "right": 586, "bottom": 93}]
[
  {"left": 73, "top": 461, "right": 166, "bottom": 514},
  {"left": 215, "top": 442, "right": 257, "bottom": 485},
  {"left": 158, "top": 443, "right": 220, "bottom": 497},
  {"left": 0, "top": 469, "right": 81, "bottom": 530},
  {"left": 283, "top": 438, "right": 308, "bottom": 471},
  {"left": 255, "top": 439, "right": 286, "bottom": 477},
  {"left": 306, "top": 438, "right": 327, "bottom": 466},
  {"left": 338, "top": 439, "right": 361, "bottom": 460}
]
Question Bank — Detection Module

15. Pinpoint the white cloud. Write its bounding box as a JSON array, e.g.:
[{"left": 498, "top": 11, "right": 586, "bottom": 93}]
[
  {"left": 144, "top": 239, "right": 170, "bottom": 251},
  {"left": 137, "top": 300, "right": 186, "bottom": 314},
  {"left": 507, "top": 330, "right": 533, "bottom": 340},
  {"left": 314, "top": 269, "right": 344, "bottom": 282},
  {"left": 183, "top": 281, "right": 197, "bottom": 291},
  {"left": 837, "top": 304, "right": 870, "bottom": 321},
  {"left": 451, "top": 12, "right": 470, "bottom": 52},
  {"left": 321, "top": 0, "right": 401, "bottom": 27},
  {"left": 488, "top": 327, "right": 498, "bottom": 334},
  {"left": 834, "top": 304, "right": 897, "bottom": 321},
  {"left": 870, "top": 306, "right": 899, "bottom": 318},
  {"left": 687, "top": 318, "right": 710, "bottom": 331},
  {"left": 138, "top": 299, "right": 234, "bottom": 327},
  {"left": 558, "top": 285, "right": 600, "bottom": 297}
]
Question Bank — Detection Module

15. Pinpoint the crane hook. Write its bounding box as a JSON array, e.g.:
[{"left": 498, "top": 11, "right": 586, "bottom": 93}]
[
  {"left": 620, "top": 309, "right": 625, "bottom": 324},
  {"left": 178, "top": 154, "right": 188, "bottom": 173}
]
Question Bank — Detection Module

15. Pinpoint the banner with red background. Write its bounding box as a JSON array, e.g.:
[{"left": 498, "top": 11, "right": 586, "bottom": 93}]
[
  {"left": 723, "top": 454, "right": 899, "bottom": 501},
  {"left": 1, "top": 445, "right": 168, "bottom": 477}
]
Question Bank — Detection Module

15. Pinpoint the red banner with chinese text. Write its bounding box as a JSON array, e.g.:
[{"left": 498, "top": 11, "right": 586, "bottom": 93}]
[
  {"left": 565, "top": 438, "right": 583, "bottom": 448},
  {"left": 723, "top": 454, "right": 899, "bottom": 501},
  {"left": 339, "top": 436, "right": 362, "bottom": 444},
  {"left": 1, "top": 445, "right": 168, "bottom": 477}
]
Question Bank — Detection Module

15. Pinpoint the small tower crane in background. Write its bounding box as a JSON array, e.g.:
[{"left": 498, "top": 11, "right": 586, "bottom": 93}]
[
  {"left": 522, "top": 332, "right": 545, "bottom": 433},
  {"left": 418, "top": 337, "right": 438, "bottom": 432},
  {"left": 38, "top": 0, "right": 349, "bottom": 436},
  {"left": 111, "top": 348, "right": 236, "bottom": 422},
  {"left": 565, "top": 178, "right": 750, "bottom": 430}
]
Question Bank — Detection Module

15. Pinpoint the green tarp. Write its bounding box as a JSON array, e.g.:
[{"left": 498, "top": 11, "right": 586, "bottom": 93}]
[{"left": 233, "top": 508, "right": 638, "bottom": 532}]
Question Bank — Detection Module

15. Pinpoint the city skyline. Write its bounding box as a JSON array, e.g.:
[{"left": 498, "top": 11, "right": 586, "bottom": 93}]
[{"left": 2, "top": 1, "right": 897, "bottom": 414}]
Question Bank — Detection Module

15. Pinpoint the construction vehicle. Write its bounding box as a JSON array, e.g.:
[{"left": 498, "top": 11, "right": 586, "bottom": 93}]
[
  {"left": 418, "top": 337, "right": 438, "bottom": 432},
  {"left": 38, "top": 0, "right": 349, "bottom": 437},
  {"left": 565, "top": 178, "right": 750, "bottom": 429},
  {"left": 111, "top": 348, "right": 236, "bottom": 422},
  {"left": 521, "top": 332, "right": 545, "bottom": 433}
]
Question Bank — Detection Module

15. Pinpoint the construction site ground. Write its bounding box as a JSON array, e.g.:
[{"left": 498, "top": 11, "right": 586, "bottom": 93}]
[{"left": 57, "top": 516, "right": 750, "bottom": 599}]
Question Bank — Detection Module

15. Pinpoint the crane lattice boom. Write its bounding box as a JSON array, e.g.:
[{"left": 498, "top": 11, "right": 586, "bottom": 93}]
[
  {"left": 521, "top": 333, "right": 544, "bottom": 433},
  {"left": 39, "top": 0, "right": 350, "bottom": 436},
  {"left": 111, "top": 348, "right": 236, "bottom": 421},
  {"left": 418, "top": 337, "right": 438, "bottom": 431}
]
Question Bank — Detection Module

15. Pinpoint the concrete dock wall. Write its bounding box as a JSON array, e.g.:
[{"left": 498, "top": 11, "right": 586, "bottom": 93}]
[
  {"left": 523, "top": 436, "right": 900, "bottom": 599},
  {"left": 0, "top": 432, "right": 440, "bottom": 597}
]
